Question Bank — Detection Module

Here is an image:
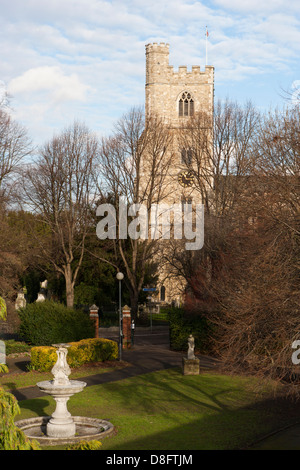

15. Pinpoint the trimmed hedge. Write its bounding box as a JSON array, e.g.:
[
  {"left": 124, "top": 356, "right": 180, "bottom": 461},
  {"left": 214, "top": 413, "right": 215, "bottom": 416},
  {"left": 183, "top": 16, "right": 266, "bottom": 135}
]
[
  {"left": 18, "top": 301, "right": 95, "bottom": 346},
  {"left": 30, "top": 338, "right": 118, "bottom": 371}
]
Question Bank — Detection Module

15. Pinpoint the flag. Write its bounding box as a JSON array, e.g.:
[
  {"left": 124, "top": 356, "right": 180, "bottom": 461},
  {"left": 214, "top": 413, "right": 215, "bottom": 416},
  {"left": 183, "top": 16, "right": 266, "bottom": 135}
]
[{"left": 206, "top": 27, "right": 209, "bottom": 37}]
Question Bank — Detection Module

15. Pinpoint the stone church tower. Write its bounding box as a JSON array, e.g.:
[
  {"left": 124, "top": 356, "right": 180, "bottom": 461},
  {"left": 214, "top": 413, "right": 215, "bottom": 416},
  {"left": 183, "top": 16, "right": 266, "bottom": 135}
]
[
  {"left": 145, "top": 42, "right": 214, "bottom": 127},
  {"left": 144, "top": 42, "right": 214, "bottom": 304}
]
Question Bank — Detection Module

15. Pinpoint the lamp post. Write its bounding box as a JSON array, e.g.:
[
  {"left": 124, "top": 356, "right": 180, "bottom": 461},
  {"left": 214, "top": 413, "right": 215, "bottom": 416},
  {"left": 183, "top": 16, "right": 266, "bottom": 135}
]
[{"left": 116, "top": 272, "right": 124, "bottom": 360}]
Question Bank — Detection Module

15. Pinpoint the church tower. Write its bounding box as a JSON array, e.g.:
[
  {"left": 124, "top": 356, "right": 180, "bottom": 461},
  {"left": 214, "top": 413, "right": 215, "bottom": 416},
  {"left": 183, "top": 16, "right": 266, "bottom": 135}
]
[{"left": 144, "top": 43, "right": 214, "bottom": 304}]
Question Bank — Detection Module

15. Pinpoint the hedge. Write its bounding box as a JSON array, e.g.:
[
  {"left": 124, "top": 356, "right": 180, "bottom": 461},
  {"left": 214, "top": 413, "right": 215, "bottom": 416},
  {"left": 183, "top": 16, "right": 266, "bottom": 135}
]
[
  {"left": 167, "top": 307, "right": 212, "bottom": 353},
  {"left": 18, "top": 301, "right": 94, "bottom": 346},
  {"left": 30, "top": 338, "right": 118, "bottom": 371}
]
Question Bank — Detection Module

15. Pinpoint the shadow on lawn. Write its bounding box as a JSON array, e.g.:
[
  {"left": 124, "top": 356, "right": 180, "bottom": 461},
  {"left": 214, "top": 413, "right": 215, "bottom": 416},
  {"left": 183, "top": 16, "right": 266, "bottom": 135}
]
[
  {"left": 94, "top": 369, "right": 300, "bottom": 451},
  {"left": 103, "top": 392, "right": 300, "bottom": 451},
  {"left": 20, "top": 398, "right": 52, "bottom": 419}
]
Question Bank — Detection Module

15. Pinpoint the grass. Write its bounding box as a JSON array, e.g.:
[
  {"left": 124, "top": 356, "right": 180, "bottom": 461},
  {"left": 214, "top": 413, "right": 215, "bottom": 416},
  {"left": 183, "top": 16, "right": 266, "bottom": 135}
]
[
  {"left": 15, "top": 367, "right": 285, "bottom": 450},
  {"left": 0, "top": 361, "right": 127, "bottom": 391}
]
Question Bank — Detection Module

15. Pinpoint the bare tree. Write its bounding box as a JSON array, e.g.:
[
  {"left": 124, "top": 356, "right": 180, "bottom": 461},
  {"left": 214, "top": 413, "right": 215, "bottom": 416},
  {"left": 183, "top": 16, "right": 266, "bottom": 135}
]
[
  {"left": 95, "top": 107, "right": 174, "bottom": 315},
  {"left": 0, "top": 109, "right": 32, "bottom": 203},
  {"left": 178, "top": 99, "right": 259, "bottom": 215},
  {"left": 198, "top": 106, "right": 300, "bottom": 389},
  {"left": 22, "top": 121, "right": 98, "bottom": 307}
]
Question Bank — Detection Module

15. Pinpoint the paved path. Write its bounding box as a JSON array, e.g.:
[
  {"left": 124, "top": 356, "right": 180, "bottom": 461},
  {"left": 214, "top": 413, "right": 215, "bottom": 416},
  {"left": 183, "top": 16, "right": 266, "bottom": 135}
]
[{"left": 6, "top": 326, "right": 219, "bottom": 402}]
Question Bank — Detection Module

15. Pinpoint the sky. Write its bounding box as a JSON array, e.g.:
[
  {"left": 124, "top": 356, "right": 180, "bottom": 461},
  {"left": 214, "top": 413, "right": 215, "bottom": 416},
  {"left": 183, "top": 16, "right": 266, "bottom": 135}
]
[{"left": 1, "top": 0, "right": 299, "bottom": 146}]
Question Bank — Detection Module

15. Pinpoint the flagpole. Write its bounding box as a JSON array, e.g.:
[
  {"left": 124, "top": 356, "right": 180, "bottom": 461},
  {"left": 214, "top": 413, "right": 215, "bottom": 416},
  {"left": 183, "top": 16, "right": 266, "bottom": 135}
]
[{"left": 205, "top": 26, "right": 208, "bottom": 66}]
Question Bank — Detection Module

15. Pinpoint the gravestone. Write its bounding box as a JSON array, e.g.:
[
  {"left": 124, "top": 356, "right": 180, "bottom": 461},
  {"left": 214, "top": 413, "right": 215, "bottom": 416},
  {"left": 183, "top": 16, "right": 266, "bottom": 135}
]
[{"left": 182, "top": 334, "right": 200, "bottom": 375}]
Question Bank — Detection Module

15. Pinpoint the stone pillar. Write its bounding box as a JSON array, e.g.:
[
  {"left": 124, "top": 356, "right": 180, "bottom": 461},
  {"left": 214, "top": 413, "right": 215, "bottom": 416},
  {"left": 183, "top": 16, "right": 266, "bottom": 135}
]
[
  {"left": 89, "top": 304, "right": 99, "bottom": 338},
  {"left": 122, "top": 305, "right": 131, "bottom": 349}
]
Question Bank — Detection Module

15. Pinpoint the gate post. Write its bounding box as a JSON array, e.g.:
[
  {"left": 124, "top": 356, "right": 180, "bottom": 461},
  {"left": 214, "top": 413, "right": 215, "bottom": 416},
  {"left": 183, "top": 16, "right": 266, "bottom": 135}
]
[
  {"left": 122, "top": 305, "right": 131, "bottom": 349},
  {"left": 89, "top": 304, "right": 99, "bottom": 338}
]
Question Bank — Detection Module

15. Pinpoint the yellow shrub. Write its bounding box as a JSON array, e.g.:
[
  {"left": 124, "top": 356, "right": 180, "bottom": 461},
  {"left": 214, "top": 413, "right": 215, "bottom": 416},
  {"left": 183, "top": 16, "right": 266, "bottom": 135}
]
[{"left": 30, "top": 338, "right": 118, "bottom": 371}]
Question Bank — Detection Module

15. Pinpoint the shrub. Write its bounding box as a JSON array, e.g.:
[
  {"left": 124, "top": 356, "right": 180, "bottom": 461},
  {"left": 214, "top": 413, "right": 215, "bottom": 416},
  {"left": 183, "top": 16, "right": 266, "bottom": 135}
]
[
  {"left": 0, "top": 364, "right": 9, "bottom": 374},
  {"left": 30, "top": 346, "right": 58, "bottom": 372},
  {"left": 5, "top": 339, "right": 31, "bottom": 355},
  {"left": 30, "top": 338, "right": 118, "bottom": 371},
  {"left": 66, "top": 440, "right": 102, "bottom": 450},
  {"left": 18, "top": 301, "right": 94, "bottom": 346},
  {"left": 0, "top": 387, "right": 40, "bottom": 450},
  {"left": 168, "top": 307, "right": 212, "bottom": 352}
]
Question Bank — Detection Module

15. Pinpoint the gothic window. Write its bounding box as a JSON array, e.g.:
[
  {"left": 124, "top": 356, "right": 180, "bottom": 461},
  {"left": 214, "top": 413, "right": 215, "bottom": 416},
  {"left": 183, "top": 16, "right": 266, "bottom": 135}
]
[
  {"left": 160, "top": 286, "right": 166, "bottom": 302},
  {"left": 181, "top": 148, "right": 193, "bottom": 165},
  {"left": 179, "top": 92, "right": 194, "bottom": 117}
]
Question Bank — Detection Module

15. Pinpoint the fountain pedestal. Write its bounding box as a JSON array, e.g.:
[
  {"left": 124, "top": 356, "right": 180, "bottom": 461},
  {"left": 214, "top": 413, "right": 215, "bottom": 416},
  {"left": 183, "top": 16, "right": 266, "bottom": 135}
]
[{"left": 47, "top": 396, "right": 75, "bottom": 438}]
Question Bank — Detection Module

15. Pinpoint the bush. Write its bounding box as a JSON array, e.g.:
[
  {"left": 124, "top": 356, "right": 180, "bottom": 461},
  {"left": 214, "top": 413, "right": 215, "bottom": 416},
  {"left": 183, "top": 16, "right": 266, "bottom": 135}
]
[
  {"left": 30, "top": 338, "right": 118, "bottom": 371},
  {"left": 168, "top": 307, "right": 212, "bottom": 353},
  {"left": 0, "top": 388, "right": 40, "bottom": 450},
  {"left": 5, "top": 340, "right": 31, "bottom": 355},
  {"left": 66, "top": 440, "right": 102, "bottom": 450},
  {"left": 18, "top": 301, "right": 94, "bottom": 346}
]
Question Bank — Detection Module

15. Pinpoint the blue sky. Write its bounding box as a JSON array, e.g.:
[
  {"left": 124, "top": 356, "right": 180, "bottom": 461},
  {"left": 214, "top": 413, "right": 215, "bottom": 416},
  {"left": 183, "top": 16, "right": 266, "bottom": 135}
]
[{"left": 1, "top": 0, "right": 299, "bottom": 145}]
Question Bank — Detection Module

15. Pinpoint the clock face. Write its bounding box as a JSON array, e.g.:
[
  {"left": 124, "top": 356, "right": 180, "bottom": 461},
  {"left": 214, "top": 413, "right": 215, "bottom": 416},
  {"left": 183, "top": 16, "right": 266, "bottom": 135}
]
[{"left": 178, "top": 170, "right": 194, "bottom": 187}]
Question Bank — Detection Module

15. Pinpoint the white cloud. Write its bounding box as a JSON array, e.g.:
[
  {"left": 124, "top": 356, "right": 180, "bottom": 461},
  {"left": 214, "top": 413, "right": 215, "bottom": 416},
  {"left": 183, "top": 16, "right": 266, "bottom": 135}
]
[
  {"left": 8, "top": 66, "right": 92, "bottom": 103},
  {"left": 211, "top": 0, "right": 298, "bottom": 14},
  {"left": 0, "top": 0, "right": 299, "bottom": 145}
]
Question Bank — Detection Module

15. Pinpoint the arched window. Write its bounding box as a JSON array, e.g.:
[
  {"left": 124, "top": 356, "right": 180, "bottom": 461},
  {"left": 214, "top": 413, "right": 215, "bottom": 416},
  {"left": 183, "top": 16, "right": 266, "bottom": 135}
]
[
  {"left": 160, "top": 286, "right": 166, "bottom": 302},
  {"left": 181, "top": 148, "right": 193, "bottom": 165},
  {"left": 179, "top": 92, "right": 194, "bottom": 117}
]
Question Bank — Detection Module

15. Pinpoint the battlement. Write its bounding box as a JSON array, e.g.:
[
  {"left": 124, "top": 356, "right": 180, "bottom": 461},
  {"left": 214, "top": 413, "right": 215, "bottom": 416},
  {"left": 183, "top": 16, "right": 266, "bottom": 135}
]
[
  {"left": 146, "top": 43, "right": 213, "bottom": 82},
  {"left": 145, "top": 42, "right": 170, "bottom": 53}
]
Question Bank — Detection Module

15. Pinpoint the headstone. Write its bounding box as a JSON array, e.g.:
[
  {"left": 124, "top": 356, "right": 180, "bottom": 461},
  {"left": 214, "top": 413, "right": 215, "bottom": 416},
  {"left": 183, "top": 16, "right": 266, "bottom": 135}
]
[{"left": 182, "top": 334, "right": 200, "bottom": 375}]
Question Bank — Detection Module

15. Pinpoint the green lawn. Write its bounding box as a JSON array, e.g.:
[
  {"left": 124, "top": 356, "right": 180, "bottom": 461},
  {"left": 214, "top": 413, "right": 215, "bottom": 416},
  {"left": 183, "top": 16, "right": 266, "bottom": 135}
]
[
  {"left": 0, "top": 361, "right": 127, "bottom": 391},
  {"left": 15, "top": 367, "right": 282, "bottom": 450}
]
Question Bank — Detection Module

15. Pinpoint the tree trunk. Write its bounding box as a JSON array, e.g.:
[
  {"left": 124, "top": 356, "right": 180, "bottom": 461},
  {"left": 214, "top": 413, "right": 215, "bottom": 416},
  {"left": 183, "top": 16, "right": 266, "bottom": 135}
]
[
  {"left": 65, "top": 264, "right": 74, "bottom": 308},
  {"left": 129, "top": 289, "right": 139, "bottom": 319}
]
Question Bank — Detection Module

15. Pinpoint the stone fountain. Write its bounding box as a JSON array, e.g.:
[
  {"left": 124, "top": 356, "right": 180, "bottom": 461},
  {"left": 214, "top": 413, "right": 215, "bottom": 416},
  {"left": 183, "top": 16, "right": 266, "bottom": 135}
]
[
  {"left": 16, "top": 343, "right": 114, "bottom": 446},
  {"left": 37, "top": 343, "right": 86, "bottom": 438}
]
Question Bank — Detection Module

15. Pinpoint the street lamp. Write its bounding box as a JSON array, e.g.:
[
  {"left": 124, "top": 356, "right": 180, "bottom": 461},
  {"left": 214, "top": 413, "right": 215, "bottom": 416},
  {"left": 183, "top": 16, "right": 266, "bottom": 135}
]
[{"left": 116, "top": 272, "right": 124, "bottom": 360}]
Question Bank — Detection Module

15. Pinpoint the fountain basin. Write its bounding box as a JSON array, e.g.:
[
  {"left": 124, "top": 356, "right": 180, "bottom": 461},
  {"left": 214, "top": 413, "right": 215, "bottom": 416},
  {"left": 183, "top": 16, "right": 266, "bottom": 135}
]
[
  {"left": 37, "top": 379, "right": 87, "bottom": 395},
  {"left": 15, "top": 416, "right": 114, "bottom": 446}
]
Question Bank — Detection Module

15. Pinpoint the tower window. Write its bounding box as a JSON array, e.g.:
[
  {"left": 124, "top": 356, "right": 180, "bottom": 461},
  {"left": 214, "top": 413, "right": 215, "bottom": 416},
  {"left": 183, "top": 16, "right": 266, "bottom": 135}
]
[
  {"left": 160, "top": 286, "right": 166, "bottom": 302},
  {"left": 181, "top": 148, "right": 193, "bottom": 165},
  {"left": 179, "top": 92, "right": 194, "bottom": 117}
]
